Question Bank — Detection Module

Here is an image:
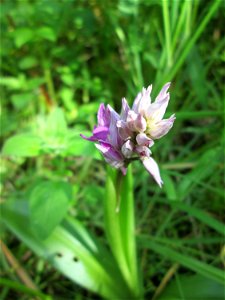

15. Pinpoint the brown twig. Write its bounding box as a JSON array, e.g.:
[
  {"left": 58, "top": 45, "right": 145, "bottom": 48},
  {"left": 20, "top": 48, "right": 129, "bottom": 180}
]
[{"left": 0, "top": 240, "right": 38, "bottom": 291}]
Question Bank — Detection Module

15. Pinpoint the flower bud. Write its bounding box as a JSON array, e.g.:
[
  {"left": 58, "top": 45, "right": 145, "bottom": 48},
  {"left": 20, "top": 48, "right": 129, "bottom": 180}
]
[{"left": 121, "top": 140, "right": 134, "bottom": 158}]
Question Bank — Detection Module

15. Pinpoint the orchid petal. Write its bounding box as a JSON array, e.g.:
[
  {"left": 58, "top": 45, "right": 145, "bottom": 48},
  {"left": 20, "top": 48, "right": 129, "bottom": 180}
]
[
  {"left": 136, "top": 133, "right": 154, "bottom": 147},
  {"left": 149, "top": 114, "right": 176, "bottom": 139},
  {"left": 132, "top": 85, "right": 152, "bottom": 115},
  {"left": 141, "top": 156, "right": 163, "bottom": 187},
  {"left": 120, "top": 166, "right": 127, "bottom": 176},
  {"left": 108, "top": 105, "right": 122, "bottom": 148},
  {"left": 132, "top": 91, "right": 142, "bottom": 113},
  {"left": 117, "top": 120, "right": 132, "bottom": 140},
  {"left": 135, "top": 145, "right": 151, "bottom": 157},
  {"left": 146, "top": 94, "right": 170, "bottom": 122},
  {"left": 121, "top": 140, "right": 134, "bottom": 158},
  {"left": 120, "top": 97, "right": 130, "bottom": 120},
  {"left": 127, "top": 111, "right": 147, "bottom": 132},
  {"left": 95, "top": 143, "right": 124, "bottom": 168},
  {"left": 97, "top": 103, "right": 110, "bottom": 127},
  {"left": 155, "top": 82, "right": 171, "bottom": 103}
]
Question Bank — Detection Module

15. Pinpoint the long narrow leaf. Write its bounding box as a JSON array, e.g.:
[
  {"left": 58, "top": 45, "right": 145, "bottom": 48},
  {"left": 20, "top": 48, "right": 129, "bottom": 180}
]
[
  {"left": 138, "top": 236, "right": 224, "bottom": 285},
  {"left": 0, "top": 278, "right": 52, "bottom": 300},
  {"left": 159, "top": 274, "right": 225, "bottom": 300},
  {"left": 157, "top": 199, "right": 225, "bottom": 236}
]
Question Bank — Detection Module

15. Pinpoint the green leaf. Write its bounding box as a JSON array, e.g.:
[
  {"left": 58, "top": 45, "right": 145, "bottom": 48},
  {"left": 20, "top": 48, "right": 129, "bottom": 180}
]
[
  {"left": 159, "top": 274, "right": 225, "bottom": 300},
  {"left": 36, "top": 27, "right": 57, "bottom": 42},
  {"left": 19, "top": 56, "right": 38, "bottom": 70},
  {"left": 2, "top": 134, "right": 42, "bottom": 157},
  {"left": 0, "top": 76, "right": 26, "bottom": 90},
  {"left": 29, "top": 181, "right": 72, "bottom": 239},
  {"left": 14, "top": 28, "right": 34, "bottom": 48},
  {"left": 45, "top": 108, "right": 68, "bottom": 136},
  {"left": 138, "top": 236, "right": 224, "bottom": 285},
  {"left": 39, "top": 108, "right": 69, "bottom": 154},
  {"left": 1, "top": 200, "right": 133, "bottom": 299},
  {"left": 11, "top": 92, "right": 34, "bottom": 109},
  {"left": 66, "top": 132, "right": 100, "bottom": 159}
]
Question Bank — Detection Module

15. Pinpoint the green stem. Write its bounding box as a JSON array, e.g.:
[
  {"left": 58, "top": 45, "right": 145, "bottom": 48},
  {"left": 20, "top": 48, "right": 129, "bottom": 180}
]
[
  {"left": 44, "top": 68, "right": 56, "bottom": 104},
  {"left": 105, "top": 166, "right": 143, "bottom": 299}
]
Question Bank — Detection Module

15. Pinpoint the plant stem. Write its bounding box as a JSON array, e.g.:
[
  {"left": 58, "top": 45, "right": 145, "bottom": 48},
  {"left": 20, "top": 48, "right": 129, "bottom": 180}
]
[{"left": 105, "top": 167, "right": 143, "bottom": 299}]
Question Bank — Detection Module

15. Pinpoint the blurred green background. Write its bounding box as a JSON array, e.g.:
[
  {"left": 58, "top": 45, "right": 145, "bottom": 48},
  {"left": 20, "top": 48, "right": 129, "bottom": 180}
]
[{"left": 1, "top": 0, "right": 224, "bottom": 299}]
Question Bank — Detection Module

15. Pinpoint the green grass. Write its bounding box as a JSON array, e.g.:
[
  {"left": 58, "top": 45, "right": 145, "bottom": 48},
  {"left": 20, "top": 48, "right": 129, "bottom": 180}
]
[{"left": 1, "top": 0, "right": 224, "bottom": 299}]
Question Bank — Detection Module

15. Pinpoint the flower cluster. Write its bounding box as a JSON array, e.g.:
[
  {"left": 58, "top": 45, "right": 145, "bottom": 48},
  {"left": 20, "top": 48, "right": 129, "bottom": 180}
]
[{"left": 81, "top": 83, "right": 175, "bottom": 187}]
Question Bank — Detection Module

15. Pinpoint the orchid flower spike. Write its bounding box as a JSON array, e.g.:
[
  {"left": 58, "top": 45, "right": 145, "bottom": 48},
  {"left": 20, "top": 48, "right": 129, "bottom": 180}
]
[{"left": 81, "top": 83, "right": 175, "bottom": 187}]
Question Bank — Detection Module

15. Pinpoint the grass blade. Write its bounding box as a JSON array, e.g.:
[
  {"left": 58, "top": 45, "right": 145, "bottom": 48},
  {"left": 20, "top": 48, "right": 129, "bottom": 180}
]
[
  {"left": 157, "top": 199, "right": 225, "bottom": 236},
  {"left": 138, "top": 236, "right": 224, "bottom": 285}
]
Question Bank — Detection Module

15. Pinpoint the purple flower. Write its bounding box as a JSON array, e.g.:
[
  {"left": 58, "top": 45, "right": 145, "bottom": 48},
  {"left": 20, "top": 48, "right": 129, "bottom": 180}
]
[
  {"left": 81, "top": 83, "right": 175, "bottom": 187},
  {"left": 81, "top": 104, "right": 126, "bottom": 174}
]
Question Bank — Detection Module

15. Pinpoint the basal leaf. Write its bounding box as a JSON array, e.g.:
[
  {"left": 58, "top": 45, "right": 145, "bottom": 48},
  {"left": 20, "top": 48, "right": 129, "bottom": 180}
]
[
  {"left": 1, "top": 200, "right": 133, "bottom": 299},
  {"left": 29, "top": 181, "right": 72, "bottom": 239}
]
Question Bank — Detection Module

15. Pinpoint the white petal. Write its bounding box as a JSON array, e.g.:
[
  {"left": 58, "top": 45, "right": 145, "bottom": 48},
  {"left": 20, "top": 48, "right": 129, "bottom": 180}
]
[
  {"left": 132, "top": 91, "right": 142, "bottom": 113},
  {"left": 141, "top": 156, "right": 163, "bottom": 187},
  {"left": 132, "top": 85, "right": 152, "bottom": 114},
  {"left": 146, "top": 94, "right": 170, "bottom": 122},
  {"left": 120, "top": 98, "right": 130, "bottom": 120},
  {"left": 149, "top": 114, "right": 175, "bottom": 139},
  {"left": 155, "top": 82, "right": 171, "bottom": 103},
  {"left": 135, "top": 113, "right": 147, "bottom": 132}
]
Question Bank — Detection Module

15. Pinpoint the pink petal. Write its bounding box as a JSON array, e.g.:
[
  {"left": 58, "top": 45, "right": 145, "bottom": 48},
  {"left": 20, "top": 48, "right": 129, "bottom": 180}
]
[
  {"left": 120, "top": 98, "right": 130, "bottom": 120},
  {"left": 97, "top": 103, "right": 110, "bottom": 127},
  {"left": 135, "top": 145, "right": 151, "bottom": 157},
  {"left": 120, "top": 166, "right": 127, "bottom": 175},
  {"left": 136, "top": 133, "right": 154, "bottom": 147},
  {"left": 95, "top": 143, "right": 124, "bottom": 168},
  {"left": 141, "top": 156, "right": 163, "bottom": 187},
  {"left": 121, "top": 140, "right": 134, "bottom": 158},
  {"left": 127, "top": 110, "right": 147, "bottom": 132},
  {"left": 117, "top": 120, "right": 132, "bottom": 140},
  {"left": 107, "top": 105, "right": 122, "bottom": 148}
]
